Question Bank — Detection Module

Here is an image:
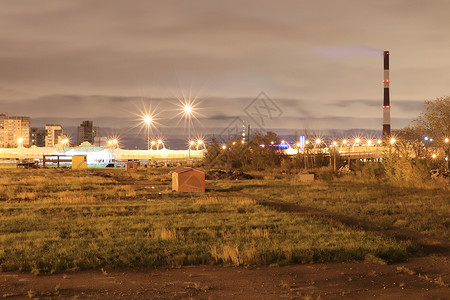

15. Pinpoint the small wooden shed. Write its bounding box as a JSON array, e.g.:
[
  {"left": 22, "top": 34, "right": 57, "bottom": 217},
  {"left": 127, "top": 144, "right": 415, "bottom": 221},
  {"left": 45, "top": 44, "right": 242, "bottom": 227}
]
[
  {"left": 72, "top": 155, "right": 87, "bottom": 169},
  {"left": 125, "top": 161, "right": 139, "bottom": 171},
  {"left": 170, "top": 167, "right": 205, "bottom": 192}
]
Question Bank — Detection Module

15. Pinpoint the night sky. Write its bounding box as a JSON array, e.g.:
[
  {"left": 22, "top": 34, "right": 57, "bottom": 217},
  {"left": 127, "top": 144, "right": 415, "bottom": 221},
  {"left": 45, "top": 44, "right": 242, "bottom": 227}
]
[{"left": 1, "top": 1, "right": 449, "bottom": 147}]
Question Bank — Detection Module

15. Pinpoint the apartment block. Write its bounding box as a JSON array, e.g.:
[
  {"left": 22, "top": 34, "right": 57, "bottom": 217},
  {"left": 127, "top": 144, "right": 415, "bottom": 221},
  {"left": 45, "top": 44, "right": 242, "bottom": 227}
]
[
  {"left": 77, "top": 120, "right": 99, "bottom": 144},
  {"left": 29, "top": 127, "right": 46, "bottom": 147},
  {"left": 45, "top": 124, "right": 63, "bottom": 147},
  {"left": 0, "top": 113, "right": 30, "bottom": 147}
]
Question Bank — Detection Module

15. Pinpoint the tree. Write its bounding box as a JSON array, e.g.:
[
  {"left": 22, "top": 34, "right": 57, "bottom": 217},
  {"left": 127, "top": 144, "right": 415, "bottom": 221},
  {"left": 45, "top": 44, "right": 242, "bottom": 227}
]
[
  {"left": 413, "top": 96, "right": 450, "bottom": 145},
  {"left": 204, "top": 138, "right": 222, "bottom": 168}
]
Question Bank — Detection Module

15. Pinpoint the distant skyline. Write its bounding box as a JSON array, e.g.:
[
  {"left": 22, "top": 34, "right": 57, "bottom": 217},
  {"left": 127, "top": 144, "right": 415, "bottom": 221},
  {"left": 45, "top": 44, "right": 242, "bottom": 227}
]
[{"left": 1, "top": 0, "right": 449, "bottom": 144}]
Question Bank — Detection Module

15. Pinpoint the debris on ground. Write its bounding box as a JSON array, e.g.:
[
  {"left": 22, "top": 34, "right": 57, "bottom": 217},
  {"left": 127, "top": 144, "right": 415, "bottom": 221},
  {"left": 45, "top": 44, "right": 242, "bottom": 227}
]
[
  {"left": 206, "top": 170, "right": 254, "bottom": 180},
  {"left": 430, "top": 169, "right": 450, "bottom": 180},
  {"left": 338, "top": 165, "right": 353, "bottom": 176}
]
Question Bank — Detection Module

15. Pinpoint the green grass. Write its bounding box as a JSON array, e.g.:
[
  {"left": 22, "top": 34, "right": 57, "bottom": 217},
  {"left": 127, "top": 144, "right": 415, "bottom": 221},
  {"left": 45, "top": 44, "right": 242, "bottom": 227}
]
[
  {"left": 0, "top": 168, "right": 436, "bottom": 273},
  {"left": 211, "top": 176, "right": 450, "bottom": 240}
]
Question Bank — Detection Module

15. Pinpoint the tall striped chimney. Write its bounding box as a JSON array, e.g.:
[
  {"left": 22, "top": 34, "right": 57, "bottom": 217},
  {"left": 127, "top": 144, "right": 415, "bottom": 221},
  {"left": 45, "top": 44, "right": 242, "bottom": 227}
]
[{"left": 383, "top": 50, "right": 391, "bottom": 141}]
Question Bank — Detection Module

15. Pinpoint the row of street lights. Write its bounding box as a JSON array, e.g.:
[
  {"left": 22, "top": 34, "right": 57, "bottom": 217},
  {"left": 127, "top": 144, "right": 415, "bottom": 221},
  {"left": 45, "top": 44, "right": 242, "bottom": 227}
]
[{"left": 142, "top": 103, "right": 195, "bottom": 157}]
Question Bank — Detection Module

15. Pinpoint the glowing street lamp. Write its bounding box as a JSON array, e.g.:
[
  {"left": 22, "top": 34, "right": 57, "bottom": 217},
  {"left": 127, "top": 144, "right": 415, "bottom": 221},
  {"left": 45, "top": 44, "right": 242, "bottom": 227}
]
[
  {"left": 188, "top": 140, "right": 195, "bottom": 153},
  {"left": 17, "top": 137, "right": 24, "bottom": 147},
  {"left": 143, "top": 115, "right": 152, "bottom": 150},
  {"left": 197, "top": 139, "right": 203, "bottom": 150},
  {"left": 107, "top": 138, "right": 118, "bottom": 149},
  {"left": 352, "top": 138, "right": 360, "bottom": 152},
  {"left": 157, "top": 139, "right": 165, "bottom": 150},
  {"left": 61, "top": 138, "right": 69, "bottom": 148},
  {"left": 390, "top": 138, "right": 396, "bottom": 145},
  {"left": 296, "top": 142, "right": 301, "bottom": 154},
  {"left": 340, "top": 139, "right": 347, "bottom": 152},
  {"left": 183, "top": 105, "right": 193, "bottom": 158}
]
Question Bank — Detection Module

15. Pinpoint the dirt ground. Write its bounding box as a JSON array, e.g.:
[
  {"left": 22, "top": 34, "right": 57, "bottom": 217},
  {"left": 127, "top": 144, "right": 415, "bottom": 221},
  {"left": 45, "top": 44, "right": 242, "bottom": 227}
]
[{"left": 1, "top": 257, "right": 448, "bottom": 299}]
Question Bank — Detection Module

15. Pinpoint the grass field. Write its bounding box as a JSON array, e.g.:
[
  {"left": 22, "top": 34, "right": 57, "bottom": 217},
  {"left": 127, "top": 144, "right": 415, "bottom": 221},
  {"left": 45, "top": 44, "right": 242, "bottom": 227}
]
[
  {"left": 216, "top": 176, "right": 450, "bottom": 241},
  {"left": 1, "top": 168, "right": 447, "bottom": 273}
]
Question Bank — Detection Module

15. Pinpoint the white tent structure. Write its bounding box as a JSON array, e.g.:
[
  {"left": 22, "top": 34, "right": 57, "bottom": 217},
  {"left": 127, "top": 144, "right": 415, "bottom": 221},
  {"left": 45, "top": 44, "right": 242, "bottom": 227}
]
[{"left": 0, "top": 142, "right": 205, "bottom": 166}]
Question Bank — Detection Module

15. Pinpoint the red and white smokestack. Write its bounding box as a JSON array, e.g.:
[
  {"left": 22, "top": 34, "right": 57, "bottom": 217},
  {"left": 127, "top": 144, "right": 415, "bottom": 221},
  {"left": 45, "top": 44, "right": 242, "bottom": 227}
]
[{"left": 383, "top": 50, "right": 391, "bottom": 140}]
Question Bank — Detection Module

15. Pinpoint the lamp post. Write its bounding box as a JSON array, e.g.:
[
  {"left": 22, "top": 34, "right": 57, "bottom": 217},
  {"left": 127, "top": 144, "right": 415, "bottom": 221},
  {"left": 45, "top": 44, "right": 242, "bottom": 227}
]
[
  {"left": 183, "top": 105, "right": 193, "bottom": 159},
  {"left": 353, "top": 138, "right": 360, "bottom": 152},
  {"left": 144, "top": 115, "right": 152, "bottom": 150},
  {"left": 313, "top": 139, "right": 321, "bottom": 168},
  {"left": 61, "top": 138, "right": 69, "bottom": 152},
  {"left": 390, "top": 137, "right": 396, "bottom": 157},
  {"left": 197, "top": 140, "right": 203, "bottom": 150},
  {"left": 189, "top": 140, "right": 195, "bottom": 156},
  {"left": 17, "top": 137, "right": 24, "bottom": 163},
  {"left": 157, "top": 139, "right": 164, "bottom": 150},
  {"left": 107, "top": 139, "right": 118, "bottom": 149},
  {"left": 17, "top": 137, "right": 24, "bottom": 148}
]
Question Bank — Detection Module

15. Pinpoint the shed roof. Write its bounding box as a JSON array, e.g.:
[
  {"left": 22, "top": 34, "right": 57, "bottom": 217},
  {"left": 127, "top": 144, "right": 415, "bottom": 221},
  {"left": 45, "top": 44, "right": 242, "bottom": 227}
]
[{"left": 169, "top": 167, "right": 204, "bottom": 174}]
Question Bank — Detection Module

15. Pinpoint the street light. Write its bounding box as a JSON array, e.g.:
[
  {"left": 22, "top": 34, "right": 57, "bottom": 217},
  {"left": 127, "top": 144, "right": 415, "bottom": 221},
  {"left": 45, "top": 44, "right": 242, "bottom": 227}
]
[
  {"left": 183, "top": 105, "right": 193, "bottom": 158},
  {"left": 17, "top": 137, "right": 24, "bottom": 147},
  {"left": 143, "top": 115, "right": 152, "bottom": 150},
  {"left": 61, "top": 138, "right": 69, "bottom": 148},
  {"left": 366, "top": 140, "right": 372, "bottom": 152},
  {"left": 197, "top": 139, "right": 203, "bottom": 150},
  {"left": 157, "top": 139, "right": 164, "bottom": 150},
  {"left": 352, "top": 138, "right": 360, "bottom": 152},
  {"left": 107, "top": 138, "right": 118, "bottom": 149}
]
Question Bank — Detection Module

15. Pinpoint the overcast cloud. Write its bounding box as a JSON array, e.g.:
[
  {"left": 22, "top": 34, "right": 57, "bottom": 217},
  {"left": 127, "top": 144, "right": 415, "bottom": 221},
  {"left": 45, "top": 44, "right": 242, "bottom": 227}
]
[{"left": 0, "top": 0, "right": 449, "bottom": 146}]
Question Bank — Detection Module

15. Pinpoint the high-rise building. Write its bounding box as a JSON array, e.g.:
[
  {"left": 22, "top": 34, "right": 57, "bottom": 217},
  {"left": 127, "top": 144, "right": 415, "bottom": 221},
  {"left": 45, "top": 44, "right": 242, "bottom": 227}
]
[
  {"left": 29, "top": 127, "right": 46, "bottom": 147},
  {"left": 45, "top": 124, "right": 63, "bottom": 147},
  {"left": 77, "top": 121, "right": 99, "bottom": 144},
  {"left": 0, "top": 113, "right": 30, "bottom": 147}
]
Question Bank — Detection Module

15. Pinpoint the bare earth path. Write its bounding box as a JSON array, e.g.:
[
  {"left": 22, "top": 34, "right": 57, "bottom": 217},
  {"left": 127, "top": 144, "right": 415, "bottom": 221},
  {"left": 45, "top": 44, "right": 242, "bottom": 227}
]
[{"left": 0, "top": 257, "right": 449, "bottom": 299}]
